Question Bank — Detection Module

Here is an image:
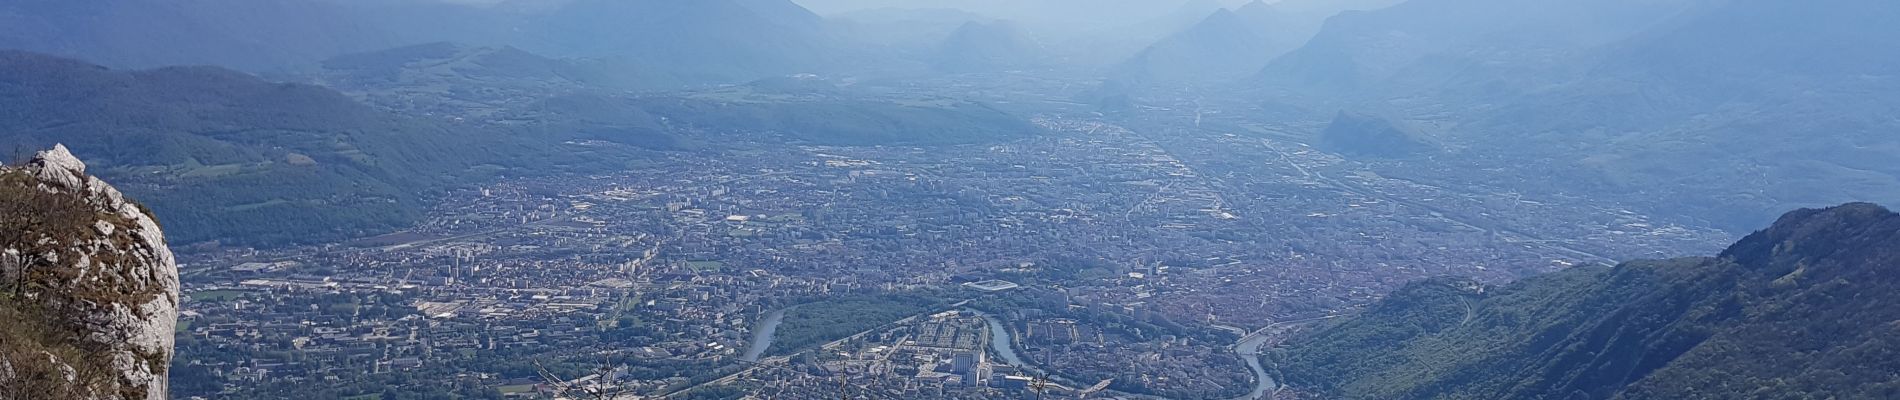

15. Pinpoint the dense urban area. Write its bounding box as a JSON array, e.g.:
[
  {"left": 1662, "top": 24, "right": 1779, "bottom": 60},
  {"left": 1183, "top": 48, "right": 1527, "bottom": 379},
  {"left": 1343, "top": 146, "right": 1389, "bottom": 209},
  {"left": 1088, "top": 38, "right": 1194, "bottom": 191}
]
[
  {"left": 170, "top": 107, "right": 1731, "bottom": 398},
  {"left": 4, "top": 0, "right": 1891, "bottom": 399}
]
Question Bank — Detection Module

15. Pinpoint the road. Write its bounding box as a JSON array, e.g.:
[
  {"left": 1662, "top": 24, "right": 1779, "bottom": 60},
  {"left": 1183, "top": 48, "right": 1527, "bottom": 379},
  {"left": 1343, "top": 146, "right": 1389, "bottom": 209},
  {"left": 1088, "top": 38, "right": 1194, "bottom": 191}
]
[{"left": 1459, "top": 296, "right": 1478, "bottom": 327}]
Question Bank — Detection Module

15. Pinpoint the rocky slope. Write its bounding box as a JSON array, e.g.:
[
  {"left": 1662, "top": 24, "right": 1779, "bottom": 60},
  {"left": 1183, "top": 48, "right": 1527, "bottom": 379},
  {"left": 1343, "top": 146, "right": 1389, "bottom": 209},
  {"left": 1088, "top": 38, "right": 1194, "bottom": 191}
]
[
  {"left": 0, "top": 145, "right": 179, "bottom": 400},
  {"left": 1273, "top": 203, "right": 1900, "bottom": 399}
]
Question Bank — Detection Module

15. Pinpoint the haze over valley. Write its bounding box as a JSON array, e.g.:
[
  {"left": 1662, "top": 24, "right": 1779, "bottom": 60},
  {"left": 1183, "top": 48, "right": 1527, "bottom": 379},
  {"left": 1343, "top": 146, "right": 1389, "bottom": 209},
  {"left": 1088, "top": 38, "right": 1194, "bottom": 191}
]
[{"left": 0, "top": 0, "right": 1895, "bottom": 399}]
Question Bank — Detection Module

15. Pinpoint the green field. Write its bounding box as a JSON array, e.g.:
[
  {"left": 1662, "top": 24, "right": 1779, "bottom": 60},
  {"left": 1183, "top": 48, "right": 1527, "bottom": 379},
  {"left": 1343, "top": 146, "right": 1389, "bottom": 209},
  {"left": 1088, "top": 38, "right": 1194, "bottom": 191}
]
[
  {"left": 186, "top": 290, "right": 249, "bottom": 302},
  {"left": 226, "top": 199, "right": 291, "bottom": 212},
  {"left": 686, "top": 261, "right": 725, "bottom": 272},
  {"left": 179, "top": 163, "right": 248, "bottom": 179}
]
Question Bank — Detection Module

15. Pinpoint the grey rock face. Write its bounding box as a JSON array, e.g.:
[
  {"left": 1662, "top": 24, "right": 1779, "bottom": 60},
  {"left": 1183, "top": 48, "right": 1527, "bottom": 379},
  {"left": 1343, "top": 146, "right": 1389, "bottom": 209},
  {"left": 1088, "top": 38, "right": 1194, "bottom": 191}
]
[{"left": 1, "top": 144, "right": 180, "bottom": 400}]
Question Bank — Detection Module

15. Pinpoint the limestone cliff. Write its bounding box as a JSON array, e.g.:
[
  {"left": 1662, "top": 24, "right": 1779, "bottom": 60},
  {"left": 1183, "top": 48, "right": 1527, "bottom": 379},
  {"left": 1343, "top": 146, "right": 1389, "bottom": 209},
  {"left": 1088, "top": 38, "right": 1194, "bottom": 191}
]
[{"left": 0, "top": 145, "right": 180, "bottom": 399}]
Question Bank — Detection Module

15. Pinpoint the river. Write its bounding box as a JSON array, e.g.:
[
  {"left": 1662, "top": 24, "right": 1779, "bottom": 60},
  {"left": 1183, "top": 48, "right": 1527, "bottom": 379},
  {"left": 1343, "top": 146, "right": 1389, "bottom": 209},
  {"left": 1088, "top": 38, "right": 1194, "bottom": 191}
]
[
  {"left": 972, "top": 309, "right": 1276, "bottom": 400},
  {"left": 1232, "top": 332, "right": 1276, "bottom": 400},
  {"left": 742, "top": 305, "right": 1276, "bottom": 398},
  {"left": 740, "top": 306, "right": 793, "bottom": 362},
  {"left": 974, "top": 309, "right": 1028, "bottom": 366}
]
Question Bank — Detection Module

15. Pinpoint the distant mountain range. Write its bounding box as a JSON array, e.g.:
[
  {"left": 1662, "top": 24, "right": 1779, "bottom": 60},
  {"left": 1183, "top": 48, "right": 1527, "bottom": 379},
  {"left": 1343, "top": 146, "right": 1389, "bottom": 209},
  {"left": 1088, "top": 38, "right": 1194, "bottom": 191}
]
[
  {"left": 0, "top": 50, "right": 1039, "bottom": 246},
  {"left": 1259, "top": 0, "right": 1700, "bottom": 93},
  {"left": 519, "top": 79, "right": 1040, "bottom": 147},
  {"left": 0, "top": 0, "right": 839, "bottom": 86},
  {"left": 931, "top": 20, "right": 1040, "bottom": 73},
  {"left": 1114, "top": 0, "right": 1400, "bottom": 85},
  {"left": 1274, "top": 203, "right": 1900, "bottom": 399},
  {"left": 0, "top": 51, "right": 628, "bottom": 246},
  {"left": 0, "top": 0, "right": 402, "bottom": 72},
  {"left": 309, "top": 42, "right": 655, "bottom": 117},
  {"left": 1115, "top": 8, "right": 1276, "bottom": 84},
  {"left": 831, "top": 7, "right": 994, "bottom": 47},
  {"left": 1261, "top": 0, "right": 1900, "bottom": 231},
  {"left": 522, "top": 0, "right": 834, "bottom": 83}
]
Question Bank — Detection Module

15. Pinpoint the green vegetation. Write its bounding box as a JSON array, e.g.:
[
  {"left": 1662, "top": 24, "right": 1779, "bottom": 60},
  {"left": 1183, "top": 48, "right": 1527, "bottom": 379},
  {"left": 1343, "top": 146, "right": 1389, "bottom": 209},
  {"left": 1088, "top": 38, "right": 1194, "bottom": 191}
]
[
  {"left": 1273, "top": 203, "right": 1900, "bottom": 400},
  {"left": 186, "top": 290, "right": 249, "bottom": 302},
  {"left": 0, "top": 51, "right": 1040, "bottom": 248},
  {"left": 0, "top": 295, "right": 118, "bottom": 399},
  {"left": 677, "top": 383, "right": 758, "bottom": 400},
  {"left": 766, "top": 293, "right": 946, "bottom": 357},
  {"left": 641, "top": 96, "right": 1037, "bottom": 146},
  {"left": 685, "top": 261, "right": 725, "bottom": 272},
  {"left": 495, "top": 384, "right": 536, "bottom": 394},
  {"left": 0, "top": 51, "right": 641, "bottom": 247},
  {"left": 971, "top": 286, "right": 1234, "bottom": 344},
  {"left": 0, "top": 176, "right": 122, "bottom": 396},
  {"left": 533, "top": 87, "right": 1040, "bottom": 148}
]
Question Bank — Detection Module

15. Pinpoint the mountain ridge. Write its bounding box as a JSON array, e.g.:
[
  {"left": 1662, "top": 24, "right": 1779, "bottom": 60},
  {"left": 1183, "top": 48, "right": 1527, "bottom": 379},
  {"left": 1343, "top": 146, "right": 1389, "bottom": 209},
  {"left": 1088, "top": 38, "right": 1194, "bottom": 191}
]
[
  {"left": 1273, "top": 202, "right": 1900, "bottom": 399},
  {"left": 0, "top": 50, "right": 606, "bottom": 247}
]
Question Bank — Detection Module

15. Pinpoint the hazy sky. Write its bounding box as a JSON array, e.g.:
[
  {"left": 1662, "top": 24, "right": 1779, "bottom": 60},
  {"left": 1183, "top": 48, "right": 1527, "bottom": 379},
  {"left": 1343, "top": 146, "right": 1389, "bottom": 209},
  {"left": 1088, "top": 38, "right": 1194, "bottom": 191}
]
[
  {"left": 793, "top": 0, "right": 1259, "bottom": 17},
  {"left": 792, "top": 0, "right": 1268, "bottom": 34}
]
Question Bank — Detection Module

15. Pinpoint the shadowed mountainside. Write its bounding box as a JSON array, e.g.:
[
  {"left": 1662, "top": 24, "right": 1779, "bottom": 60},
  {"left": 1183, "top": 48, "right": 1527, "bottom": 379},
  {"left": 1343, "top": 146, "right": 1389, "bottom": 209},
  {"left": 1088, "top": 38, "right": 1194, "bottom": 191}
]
[{"left": 1275, "top": 203, "right": 1900, "bottom": 399}]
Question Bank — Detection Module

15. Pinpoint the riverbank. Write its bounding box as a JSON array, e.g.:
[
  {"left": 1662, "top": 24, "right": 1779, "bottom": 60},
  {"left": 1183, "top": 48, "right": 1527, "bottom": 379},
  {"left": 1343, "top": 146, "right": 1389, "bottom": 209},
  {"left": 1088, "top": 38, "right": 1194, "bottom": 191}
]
[
  {"left": 740, "top": 306, "right": 794, "bottom": 362},
  {"left": 972, "top": 309, "right": 1270, "bottom": 400}
]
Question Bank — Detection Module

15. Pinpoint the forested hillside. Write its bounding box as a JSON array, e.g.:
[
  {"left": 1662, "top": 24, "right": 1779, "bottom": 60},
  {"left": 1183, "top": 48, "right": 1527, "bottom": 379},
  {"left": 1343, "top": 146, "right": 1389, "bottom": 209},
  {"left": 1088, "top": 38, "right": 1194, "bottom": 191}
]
[
  {"left": 1273, "top": 203, "right": 1900, "bottom": 399},
  {"left": 0, "top": 51, "right": 610, "bottom": 246}
]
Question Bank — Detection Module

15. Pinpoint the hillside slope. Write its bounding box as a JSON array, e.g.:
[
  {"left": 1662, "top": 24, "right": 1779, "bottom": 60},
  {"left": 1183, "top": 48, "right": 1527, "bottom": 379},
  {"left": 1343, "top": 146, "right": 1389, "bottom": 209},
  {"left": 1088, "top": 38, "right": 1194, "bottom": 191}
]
[
  {"left": 1115, "top": 9, "right": 1276, "bottom": 84},
  {"left": 523, "top": 0, "right": 835, "bottom": 83},
  {"left": 932, "top": 20, "right": 1039, "bottom": 73},
  {"left": 0, "top": 0, "right": 399, "bottom": 71},
  {"left": 1258, "top": 0, "right": 1699, "bottom": 94},
  {"left": 1274, "top": 203, "right": 1900, "bottom": 399},
  {"left": 0, "top": 51, "right": 594, "bottom": 246},
  {"left": 1460, "top": 0, "right": 1900, "bottom": 230},
  {"left": 0, "top": 0, "right": 838, "bottom": 86}
]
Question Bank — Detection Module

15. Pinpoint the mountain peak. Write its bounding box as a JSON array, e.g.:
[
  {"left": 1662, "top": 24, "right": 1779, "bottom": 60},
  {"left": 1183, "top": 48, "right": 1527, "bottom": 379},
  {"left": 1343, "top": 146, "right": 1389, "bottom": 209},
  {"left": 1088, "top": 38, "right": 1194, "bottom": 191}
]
[
  {"left": 27, "top": 144, "right": 87, "bottom": 189},
  {"left": 1234, "top": 0, "right": 1280, "bottom": 23},
  {"left": 1202, "top": 7, "right": 1243, "bottom": 24},
  {"left": 2, "top": 145, "right": 180, "bottom": 400},
  {"left": 1722, "top": 203, "right": 1900, "bottom": 273},
  {"left": 1236, "top": 0, "right": 1274, "bottom": 12},
  {"left": 1178, "top": 0, "right": 1224, "bottom": 13},
  {"left": 934, "top": 19, "right": 1036, "bottom": 72}
]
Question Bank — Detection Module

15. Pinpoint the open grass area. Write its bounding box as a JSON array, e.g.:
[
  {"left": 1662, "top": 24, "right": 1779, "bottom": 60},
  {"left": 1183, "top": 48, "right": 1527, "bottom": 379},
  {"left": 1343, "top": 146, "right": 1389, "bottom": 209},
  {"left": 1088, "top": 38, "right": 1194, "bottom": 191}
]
[
  {"left": 686, "top": 260, "right": 725, "bottom": 272},
  {"left": 179, "top": 163, "right": 248, "bottom": 179},
  {"left": 186, "top": 290, "right": 249, "bottom": 302},
  {"left": 225, "top": 199, "right": 290, "bottom": 212}
]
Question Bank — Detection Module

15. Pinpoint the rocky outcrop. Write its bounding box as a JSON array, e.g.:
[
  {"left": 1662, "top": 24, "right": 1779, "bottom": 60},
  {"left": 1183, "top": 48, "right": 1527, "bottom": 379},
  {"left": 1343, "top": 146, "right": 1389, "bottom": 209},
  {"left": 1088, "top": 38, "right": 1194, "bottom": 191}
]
[{"left": 0, "top": 144, "right": 179, "bottom": 400}]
